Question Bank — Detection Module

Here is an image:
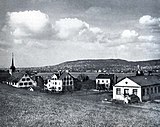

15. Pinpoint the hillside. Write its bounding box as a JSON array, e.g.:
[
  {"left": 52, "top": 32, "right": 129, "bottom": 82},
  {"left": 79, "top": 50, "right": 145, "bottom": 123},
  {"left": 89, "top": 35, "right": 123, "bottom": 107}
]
[
  {"left": 1, "top": 83, "right": 160, "bottom": 126},
  {"left": 41, "top": 59, "right": 160, "bottom": 73}
]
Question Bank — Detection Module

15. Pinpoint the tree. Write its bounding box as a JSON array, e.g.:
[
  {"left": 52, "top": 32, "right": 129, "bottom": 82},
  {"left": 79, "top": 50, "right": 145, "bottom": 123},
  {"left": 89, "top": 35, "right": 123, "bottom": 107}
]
[{"left": 77, "top": 74, "right": 89, "bottom": 82}]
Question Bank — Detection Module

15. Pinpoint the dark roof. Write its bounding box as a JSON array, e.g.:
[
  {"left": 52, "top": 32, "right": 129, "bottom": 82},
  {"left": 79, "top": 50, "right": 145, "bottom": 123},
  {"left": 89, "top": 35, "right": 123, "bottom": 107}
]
[
  {"left": 59, "top": 72, "right": 75, "bottom": 80},
  {"left": 129, "top": 75, "right": 160, "bottom": 87},
  {"left": 0, "top": 72, "right": 11, "bottom": 81},
  {"left": 96, "top": 74, "right": 114, "bottom": 79},
  {"left": 7, "top": 72, "right": 25, "bottom": 83}
]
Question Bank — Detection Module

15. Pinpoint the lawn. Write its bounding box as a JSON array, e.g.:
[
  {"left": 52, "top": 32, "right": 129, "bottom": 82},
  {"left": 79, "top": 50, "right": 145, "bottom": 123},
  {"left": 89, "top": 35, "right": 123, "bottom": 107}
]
[{"left": 0, "top": 83, "right": 160, "bottom": 127}]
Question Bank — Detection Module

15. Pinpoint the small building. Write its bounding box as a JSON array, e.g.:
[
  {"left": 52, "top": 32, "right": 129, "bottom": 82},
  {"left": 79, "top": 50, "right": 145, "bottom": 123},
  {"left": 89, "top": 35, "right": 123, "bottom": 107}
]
[
  {"left": 113, "top": 75, "right": 160, "bottom": 102},
  {"left": 7, "top": 72, "right": 37, "bottom": 88},
  {"left": 45, "top": 74, "right": 62, "bottom": 92},
  {"left": 96, "top": 74, "right": 114, "bottom": 90}
]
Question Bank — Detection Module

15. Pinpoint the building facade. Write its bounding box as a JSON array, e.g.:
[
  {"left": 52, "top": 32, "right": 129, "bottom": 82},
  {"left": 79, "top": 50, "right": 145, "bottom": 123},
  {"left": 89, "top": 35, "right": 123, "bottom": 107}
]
[
  {"left": 96, "top": 74, "right": 114, "bottom": 90},
  {"left": 7, "top": 72, "right": 36, "bottom": 88},
  {"left": 59, "top": 72, "right": 74, "bottom": 91},
  {"left": 113, "top": 76, "right": 160, "bottom": 102},
  {"left": 45, "top": 74, "right": 62, "bottom": 92}
]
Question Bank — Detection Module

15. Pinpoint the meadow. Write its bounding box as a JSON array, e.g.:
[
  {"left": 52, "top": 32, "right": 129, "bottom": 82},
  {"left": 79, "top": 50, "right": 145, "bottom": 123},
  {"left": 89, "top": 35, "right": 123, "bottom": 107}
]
[{"left": 0, "top": 83, "right": 160, "bottom": 127}]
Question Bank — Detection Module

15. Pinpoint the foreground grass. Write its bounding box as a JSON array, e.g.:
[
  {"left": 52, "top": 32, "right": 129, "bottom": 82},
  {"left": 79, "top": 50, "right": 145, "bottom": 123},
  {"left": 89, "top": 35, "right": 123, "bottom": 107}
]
[{"left": 0, "top": 83, "right": 160, "bottom": 127}]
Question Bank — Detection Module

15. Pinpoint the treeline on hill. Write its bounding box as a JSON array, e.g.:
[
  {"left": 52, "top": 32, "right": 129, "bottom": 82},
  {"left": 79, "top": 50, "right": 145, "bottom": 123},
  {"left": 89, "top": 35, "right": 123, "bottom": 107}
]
[{"left": 17, "top": 59, "right": 160, "bottom": 73}]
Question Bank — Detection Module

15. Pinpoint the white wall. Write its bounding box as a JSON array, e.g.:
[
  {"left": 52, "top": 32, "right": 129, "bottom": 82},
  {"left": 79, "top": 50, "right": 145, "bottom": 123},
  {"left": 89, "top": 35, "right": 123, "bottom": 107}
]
[
  {"left": 113, "top": 78, "right": 142, "bottom": 101},
  {"left": 46, "top": 79, "right": 62, "bottom": 92},
  {"left": 96, "top": 78, "right": 111, "bottom": 89},
  {"left": 96, "top": 78, "right": 110, "bottom": 84}
]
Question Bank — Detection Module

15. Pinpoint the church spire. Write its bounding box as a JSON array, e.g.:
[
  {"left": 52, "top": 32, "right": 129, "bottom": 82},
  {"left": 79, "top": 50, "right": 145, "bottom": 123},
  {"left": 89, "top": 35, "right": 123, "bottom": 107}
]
[{"left": 10, "top": 53, "right": 16, "bottom": 73}]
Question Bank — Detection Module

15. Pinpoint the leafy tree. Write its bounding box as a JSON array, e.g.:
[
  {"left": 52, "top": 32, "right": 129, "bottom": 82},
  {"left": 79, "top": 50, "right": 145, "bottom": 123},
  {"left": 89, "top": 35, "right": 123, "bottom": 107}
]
[{"left": 77, "top": 74, "right": 89, "bottom": 82}]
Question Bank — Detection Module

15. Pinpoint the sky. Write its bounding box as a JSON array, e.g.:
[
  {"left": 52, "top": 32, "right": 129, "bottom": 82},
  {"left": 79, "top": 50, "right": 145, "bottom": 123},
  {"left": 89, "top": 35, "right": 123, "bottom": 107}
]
[{"left": 0, "top": 0, "right": 160, "bottom": 67}]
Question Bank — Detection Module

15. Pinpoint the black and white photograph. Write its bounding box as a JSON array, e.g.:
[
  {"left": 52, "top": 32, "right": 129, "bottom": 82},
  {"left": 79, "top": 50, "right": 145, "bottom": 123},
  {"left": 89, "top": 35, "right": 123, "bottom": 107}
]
[{"left": 0, "top": 0, "right": 160, "bottom": 126}]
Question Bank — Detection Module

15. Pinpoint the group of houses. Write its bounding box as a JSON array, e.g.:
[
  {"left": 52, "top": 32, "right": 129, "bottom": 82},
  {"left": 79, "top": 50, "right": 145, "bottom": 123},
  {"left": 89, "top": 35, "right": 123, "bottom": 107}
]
[{"left": 1, "top": 54, "right": 160, "bottom": 103}]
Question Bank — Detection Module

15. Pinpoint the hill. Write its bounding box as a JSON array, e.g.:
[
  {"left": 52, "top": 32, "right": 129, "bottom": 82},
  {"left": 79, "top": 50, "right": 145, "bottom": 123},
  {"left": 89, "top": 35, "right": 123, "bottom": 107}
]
[
  {"left": 41, "top": 59, "right": 160, "bottom": 73},
  {"left": 1, "top": 83, "right": 160, "bottom": 126}
]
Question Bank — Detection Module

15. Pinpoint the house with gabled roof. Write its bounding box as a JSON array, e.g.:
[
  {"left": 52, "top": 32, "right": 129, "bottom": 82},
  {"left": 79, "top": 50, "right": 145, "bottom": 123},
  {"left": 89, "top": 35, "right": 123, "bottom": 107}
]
[
  {"left": 96, "top": 74, "right": 114, "bottom": 90},
  {"left": 36, "top": 71, "right": 75, "bottom": 92},
  {"left": 113, "top": 75, "right": 160, "bottom": 102},
  {"left": 7, "top": 72, "right": 36, "bottom": 88},
  {"left": 59, "top": 72, "right": 75, "bottom": 92},
  {"left": 45, "top": 73, "right": 63, "bottom": 92}
]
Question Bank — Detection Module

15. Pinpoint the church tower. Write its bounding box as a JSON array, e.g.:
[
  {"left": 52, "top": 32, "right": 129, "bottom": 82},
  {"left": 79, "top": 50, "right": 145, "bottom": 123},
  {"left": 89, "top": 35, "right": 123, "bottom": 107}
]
[{"left": 9, "top": 53, "right": 16, "bottom": 75}]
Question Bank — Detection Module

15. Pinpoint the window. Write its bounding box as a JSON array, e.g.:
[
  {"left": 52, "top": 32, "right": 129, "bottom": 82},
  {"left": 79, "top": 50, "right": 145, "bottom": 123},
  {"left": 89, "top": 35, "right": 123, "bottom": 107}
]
[
  {"left": 124, "top": 89, "right": 129, "bottom": 95},
  {"left": 102, "top": 80, "right": 104, "bottom": 82},
  {"left": 147, "top": 88, "right": 149, "bottom": 94},
  {"left": 106, "top": 80, "right": 108, "bottom": 83},
  {"left": 70, "top": 81, "right": 73, "bottom": 85},
  {"left": 25, "top": 74, "right": 27, "bottom": 77},
  {"left": 155, "top": 87, "right": 157, "bottom": 93},
  {"left": 27, "top": 78, "right": 30, "bottom": 81},
  {"left": 142, "top": 89, "right": 145, "bottom": 96},
  {"left": 67, "top": 81, "right": 69, "bottom": 85},
  {"left": 158, "top": 86, "right": 160, "bottom": 93},
  {"left": 58, "top": 87, "right": 61, "bottom": 90},
  {"left": 55, "top": 82, "right": 57, "bottom": 85},
  {"left": 151, "top": 88, "right": 153, "bottom": 94},
  {"left": 133, "top": 89, "right": 138, "bottom": 95},
  {"left": 19, "top": 83, "right": 23, "bottom": 86},
  {"left": 24, "top": 82, "right": 28, "bottom": 85},
  {"left": 63, "top": 82, "right": 65, "bottom": 85},
  {"left": 48, "top": 80, "right": 50, "bottom": 82},
  {"left": 116, "top": 88, "right": 121, "bottom": 95},
  {"left": 29, "top": 82, "right": 32, "bottom": 85},
  {"left": 125, "top": 82, "right": 128, "bottom": 84},
  {"left": 22, "top": 78, "right": 25, "bottom": 81}
]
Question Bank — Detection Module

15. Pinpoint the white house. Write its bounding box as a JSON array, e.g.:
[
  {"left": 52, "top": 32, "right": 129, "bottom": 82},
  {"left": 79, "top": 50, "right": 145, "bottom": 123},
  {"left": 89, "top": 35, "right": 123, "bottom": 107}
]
[
  {"left": 45, "top": 74, "right": 62, "bottom": 92},
  {"left": 96, "top": 74, "right": 114, "bottom": 90},
  {"left": 113, "top": 75, "right": 160, "bottom": 102},
  {"left": 7, "top": 72, "right": 36, "bottom": 88}
]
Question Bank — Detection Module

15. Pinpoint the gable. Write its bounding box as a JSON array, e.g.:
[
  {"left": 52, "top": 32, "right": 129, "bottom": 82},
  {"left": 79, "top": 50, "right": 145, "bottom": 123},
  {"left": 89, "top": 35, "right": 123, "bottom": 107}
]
[
  {"left": 59, "top": 72, "right": 74, "bottom": 80},
  {"left": 51, "top": 74, "right": 58, "bottom": 79},
  {"left": 115, "top": 77, "right": 141, "bottom": 87},
  {"left": 19, "top": 74, "right": 34, "bottom": 82}
]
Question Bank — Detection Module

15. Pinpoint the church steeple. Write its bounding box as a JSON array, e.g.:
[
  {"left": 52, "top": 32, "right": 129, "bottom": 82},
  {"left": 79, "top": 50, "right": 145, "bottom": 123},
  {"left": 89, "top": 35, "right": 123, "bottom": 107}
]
[{"left": 10, "top": 53, "right": 16, "bottom": 73}]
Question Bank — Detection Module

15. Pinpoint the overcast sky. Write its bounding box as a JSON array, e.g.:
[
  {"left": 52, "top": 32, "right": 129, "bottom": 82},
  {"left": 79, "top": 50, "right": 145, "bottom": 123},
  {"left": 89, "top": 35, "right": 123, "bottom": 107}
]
[{"left": 0, "top": 0, "right": 160, "bottom": 67}]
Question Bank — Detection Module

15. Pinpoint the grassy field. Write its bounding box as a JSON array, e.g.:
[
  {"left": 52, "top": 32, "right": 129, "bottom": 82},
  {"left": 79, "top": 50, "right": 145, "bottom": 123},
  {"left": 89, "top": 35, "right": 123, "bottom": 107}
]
[{"left": 0, "top": 83, "right": 160, "bottom": 127}]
